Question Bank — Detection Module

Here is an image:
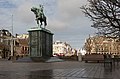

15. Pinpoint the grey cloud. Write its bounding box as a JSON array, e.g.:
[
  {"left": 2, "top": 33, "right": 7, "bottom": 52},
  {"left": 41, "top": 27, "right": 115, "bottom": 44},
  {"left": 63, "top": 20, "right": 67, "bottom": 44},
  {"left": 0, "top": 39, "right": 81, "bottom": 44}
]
[
  {"left": 48, "top": 0, "right": 88, "bottom": 31},
  {"left": 0, "top": 0, "right": 96, "bottom": 49},
  {"left": 15, "top": 2, "right": 34, "bottom": 24}
]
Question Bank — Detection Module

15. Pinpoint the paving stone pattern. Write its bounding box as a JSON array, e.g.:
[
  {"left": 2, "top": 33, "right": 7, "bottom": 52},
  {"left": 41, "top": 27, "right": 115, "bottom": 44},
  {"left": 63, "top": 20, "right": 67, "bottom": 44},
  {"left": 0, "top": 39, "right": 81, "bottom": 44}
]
[{"left": 0, "top": 60, "right": 120, "bottom": 79}]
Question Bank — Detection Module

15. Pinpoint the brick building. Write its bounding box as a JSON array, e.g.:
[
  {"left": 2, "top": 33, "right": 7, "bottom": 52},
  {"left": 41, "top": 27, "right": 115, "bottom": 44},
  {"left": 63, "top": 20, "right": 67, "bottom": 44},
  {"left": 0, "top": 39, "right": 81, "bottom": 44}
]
[
  {"left": 15, "top": 34, "right": 29, "bottom": 57},
  {"left": 0, "top": 29, "right": 11, "bottom": 58}
]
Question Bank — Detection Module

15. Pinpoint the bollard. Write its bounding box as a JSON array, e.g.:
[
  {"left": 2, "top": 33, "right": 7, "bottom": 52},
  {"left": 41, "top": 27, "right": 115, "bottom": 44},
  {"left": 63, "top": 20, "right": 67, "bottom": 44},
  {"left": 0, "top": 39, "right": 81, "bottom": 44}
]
[{"left": 78, "top": 53, "right": 82, "bottom": 62}]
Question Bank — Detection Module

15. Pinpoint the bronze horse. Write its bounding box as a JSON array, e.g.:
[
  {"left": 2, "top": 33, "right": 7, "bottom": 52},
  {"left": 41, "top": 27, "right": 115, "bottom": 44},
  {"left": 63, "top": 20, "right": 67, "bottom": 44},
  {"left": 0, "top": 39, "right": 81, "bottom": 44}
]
[{"left": 31, "top": 7, "right": 47, "bottom": 27}]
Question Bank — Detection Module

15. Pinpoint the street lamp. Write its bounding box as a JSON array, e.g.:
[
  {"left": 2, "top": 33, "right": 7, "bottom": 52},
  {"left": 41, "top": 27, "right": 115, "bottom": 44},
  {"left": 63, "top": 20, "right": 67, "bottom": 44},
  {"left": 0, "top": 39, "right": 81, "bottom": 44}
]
[{"left": 10, "top": 14, "right": 14, "bottom": 59}]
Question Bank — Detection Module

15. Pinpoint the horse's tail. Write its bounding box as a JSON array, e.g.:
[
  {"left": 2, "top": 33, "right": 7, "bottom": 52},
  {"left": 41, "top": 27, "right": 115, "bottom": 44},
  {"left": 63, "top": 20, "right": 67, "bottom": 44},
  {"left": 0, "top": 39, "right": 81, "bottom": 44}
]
[
  {"left": 44, "top": 16, "right": 47, "bottom": 26},
  {"left": 45, "top": 21, "right": 47, "bottom": 26}
]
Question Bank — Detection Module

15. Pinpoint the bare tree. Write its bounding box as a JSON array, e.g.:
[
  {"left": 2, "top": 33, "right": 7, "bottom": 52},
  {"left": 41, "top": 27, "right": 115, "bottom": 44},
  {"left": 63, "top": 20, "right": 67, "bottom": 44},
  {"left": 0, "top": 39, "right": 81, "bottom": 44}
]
[
  {"left": 81, "top": 0, "right": 120, "bottom": 37},
  {"left": 84, "top": 37, "right": 92, "bottom": 53}
]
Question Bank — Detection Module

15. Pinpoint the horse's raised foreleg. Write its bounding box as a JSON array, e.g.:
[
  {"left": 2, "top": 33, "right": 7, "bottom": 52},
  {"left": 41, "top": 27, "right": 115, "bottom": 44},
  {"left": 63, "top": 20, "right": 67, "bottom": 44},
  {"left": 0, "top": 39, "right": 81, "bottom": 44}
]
[
  {"left": 36, "top": 19, "right": 41, "bottom": 28},
  {"left": 40, "top": 20, "right": 43, "bottom": 28}
]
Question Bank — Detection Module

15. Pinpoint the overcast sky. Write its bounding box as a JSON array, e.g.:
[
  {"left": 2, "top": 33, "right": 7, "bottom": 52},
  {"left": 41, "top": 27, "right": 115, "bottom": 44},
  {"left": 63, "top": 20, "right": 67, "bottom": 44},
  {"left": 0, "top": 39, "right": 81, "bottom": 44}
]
[{"left": 0, "top": 0, "right": 96, "bottom": 49}]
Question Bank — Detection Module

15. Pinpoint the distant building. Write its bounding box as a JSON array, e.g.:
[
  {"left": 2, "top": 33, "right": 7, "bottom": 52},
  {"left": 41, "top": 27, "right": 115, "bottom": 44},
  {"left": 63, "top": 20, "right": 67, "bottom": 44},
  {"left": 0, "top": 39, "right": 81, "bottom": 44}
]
[
  {"left": 53, "top": 41, "right": 74, "bottom": 56},
  {"left": 16, "top": 33, "right": 29, "bottom": 39},
  {"left": 0, "top": 29, "right": 29, "bottom": 58},
  {"left": 15, "top": 34, "right": 29, "bottom": 56},
  {"left": 0, "top": 29, "right": 12, "bottom": 58},
  {"left": 77, "top": 48, "right": 86, "bottom": 55},
  {"left": 84, "top": 35, "right": 120, "bottom": 54}
]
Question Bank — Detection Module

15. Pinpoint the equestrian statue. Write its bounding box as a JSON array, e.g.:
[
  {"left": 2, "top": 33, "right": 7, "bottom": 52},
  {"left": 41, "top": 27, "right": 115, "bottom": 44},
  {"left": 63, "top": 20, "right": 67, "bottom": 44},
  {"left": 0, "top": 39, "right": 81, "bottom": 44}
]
[{"left": 31, "top": 4, "right": 47, "bottom": 28}]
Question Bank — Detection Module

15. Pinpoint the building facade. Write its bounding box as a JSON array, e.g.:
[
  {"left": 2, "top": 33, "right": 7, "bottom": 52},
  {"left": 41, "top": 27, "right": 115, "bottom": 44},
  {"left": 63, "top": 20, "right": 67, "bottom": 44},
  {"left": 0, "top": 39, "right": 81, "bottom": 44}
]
[
  {"left": 84, "top": 35, "right": 120, "bottom": 54},
  {"left": 0, "top": 29, "right": 12, "bottom": 58},
  {"left": 53, "top": 41, "right": 75, "bottom": 56},
  {"left": 15, "top": 34, "right": 29, "bottom": 57}
]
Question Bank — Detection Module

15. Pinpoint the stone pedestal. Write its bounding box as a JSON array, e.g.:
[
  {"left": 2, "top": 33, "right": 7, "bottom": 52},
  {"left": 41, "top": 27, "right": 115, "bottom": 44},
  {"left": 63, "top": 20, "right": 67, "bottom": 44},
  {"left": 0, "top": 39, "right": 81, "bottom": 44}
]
[{"left": 28, "top": 27, "right": 53, "bottom": 61}]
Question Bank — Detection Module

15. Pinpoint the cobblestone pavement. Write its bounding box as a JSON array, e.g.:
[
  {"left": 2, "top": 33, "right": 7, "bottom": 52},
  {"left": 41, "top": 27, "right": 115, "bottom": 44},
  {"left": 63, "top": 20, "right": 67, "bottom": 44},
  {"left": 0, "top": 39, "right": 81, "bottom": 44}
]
[{"left": 0, "top": 60, "right": 120, "bottom": 79}]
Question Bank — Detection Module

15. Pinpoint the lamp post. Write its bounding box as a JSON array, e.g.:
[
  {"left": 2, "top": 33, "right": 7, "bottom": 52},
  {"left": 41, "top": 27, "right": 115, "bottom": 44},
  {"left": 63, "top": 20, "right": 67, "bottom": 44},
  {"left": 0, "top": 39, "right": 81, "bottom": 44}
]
[{"left": 10, "top": 14, "right": 14, "bottom": 60}]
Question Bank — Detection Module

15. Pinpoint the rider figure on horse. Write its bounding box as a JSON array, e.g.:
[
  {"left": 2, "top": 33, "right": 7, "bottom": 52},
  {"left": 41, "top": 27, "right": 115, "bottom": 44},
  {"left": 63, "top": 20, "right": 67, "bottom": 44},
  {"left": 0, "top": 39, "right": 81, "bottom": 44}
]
[
  {"left": 37, "top": 5, "right": 44, "bottom": 19},
  {"left": 31, "top": 4, "right": 47, "bottom": 28}
]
